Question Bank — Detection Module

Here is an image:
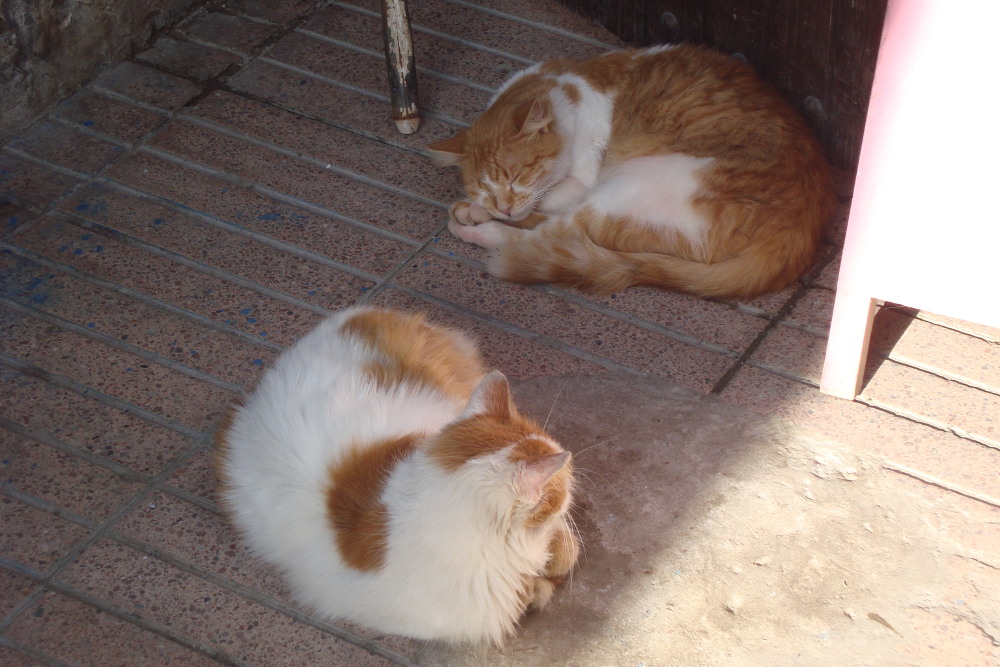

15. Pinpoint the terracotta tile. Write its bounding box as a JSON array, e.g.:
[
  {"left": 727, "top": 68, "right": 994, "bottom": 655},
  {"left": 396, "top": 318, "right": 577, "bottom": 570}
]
[
  {"left": 63, "top": 182, "right": 383, "bottom": 311},
  {"left": 370, "top": 288, "right": 609, "bottom": 380},
  {"left": 227, "top": 60, "right": 463, "bottom": 149},
  {"left": 167, "top": 447, "right": 219, "bottom": 505},
  {"left": 136, "top": 36, "right": 239, "bottom": 81},
  {"left": 916, "top": 310, "right": 1000, "bottom": 343},
  {"left": 347, "top": 0, "right": 610, "bottom": 61},
  {"left": 59, "top": 539, "right": 402, "bottom": 665},
  {"left": 225, "top": 0, "right": 317, "bottom": 24},
  {"left": 6, "top": 591, "right": 218, "bottom": 666},
  {"left": 467, "top": 0, "right": 623, "bottom": 46},
  {"left": 0, "top": 429, "right": 141, "bottom": 522},
  {"left": 0, "top": 306, "right": 233, "bottom": 432},
  {"left": 0, "top": 153, "right": 81, "bottom": 210},
  {"left": 115, "top": 492, "right": 290, "bottom": 600},
  {"left": 814, "top": 249, "right": 842, "bottom": 289},
  {"left": 871, "top": 307, "right": 1000, "bottom": 392},
  {"left": 178, "top": 10, "right": 277, "bottom": 52},
  {"left": 862, "top": 361, "right": 1000, "bottom": 446},
  {"left": 305, "top": 3, "right": 526, "bottom": 90},
  {"left": 787, "top": 287, "right": 834, "bottom": 332},
  {"left": 0, "top": 369, "right": 194, "bottom": 478},
  {"left": 145, "top": 120, "right": 445, "bottom": 242},
  {"left": 1, "top": 201, "right": 35, "bottom": 241},
  {"left": 108, "top": 148, "right": 433, "bottom": 248},
  {"left": 12, "top": 215, "right": 327, "bottom": 349},
  {"left": 745, "top": 314, "right": 827, "bottom": 382},
  {"left": 586, "top": 285, "right": 767, "bottom": 353},
  {"left": 391, "top": 253, "right": 732, "bottom": 391},
  {"left": 51, "top": 89, "right": 167, "bottom": 143},
  {"left": 0, "top": 569, "right": 36, "bottom": 618},
  {"left": 92, "top": 61, "right": 202, "bottom": 110},
  {"left": 0, "top": 251, "right": 272, "bottom": 389},
  {"left": 720, "top": 365, "right": 1000, "bottom": 501},
  {"left": 0, "top": 645, "right": 36, "bottom": 666},
  {"left": 267, "top": 29, "right": 492, "bottom": 125},
  {"left": 727, "top": 281, "right": 798, "bottom": 318},
  {"left": 7, "top": 122, "right": 125, "bottom": 176},
  {"left": 186, "top": 89, "right": 457, "bottom": 204},
  {"left": 0, "top": 497, "right": 91, "bottom": 574}
]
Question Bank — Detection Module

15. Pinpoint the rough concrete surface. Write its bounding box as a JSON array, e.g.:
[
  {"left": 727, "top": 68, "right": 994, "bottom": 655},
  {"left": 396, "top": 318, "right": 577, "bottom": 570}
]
[{"left": 417, "top": 374, "right": 997, "bottom": 666}]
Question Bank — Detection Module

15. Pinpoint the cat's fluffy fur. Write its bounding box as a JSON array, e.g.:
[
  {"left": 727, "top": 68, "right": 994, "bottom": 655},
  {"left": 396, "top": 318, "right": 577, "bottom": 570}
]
[
  {"left": 429, "top": 44, "right": 835, "bottom": 299},
  {"left": 216, "top": 307, "right": 578, "bottom": 644}
]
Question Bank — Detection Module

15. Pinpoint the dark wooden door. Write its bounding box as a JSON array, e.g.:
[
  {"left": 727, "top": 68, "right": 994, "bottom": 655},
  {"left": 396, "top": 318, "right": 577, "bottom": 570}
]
[{"left": 557, "top": 0, "right": 888, "bottom": 171}]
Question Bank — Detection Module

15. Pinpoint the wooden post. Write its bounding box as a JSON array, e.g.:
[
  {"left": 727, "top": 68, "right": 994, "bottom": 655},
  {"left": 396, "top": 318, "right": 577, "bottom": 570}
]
[{"left": 380, "top": 0, "right": 420, "bottom": 134}]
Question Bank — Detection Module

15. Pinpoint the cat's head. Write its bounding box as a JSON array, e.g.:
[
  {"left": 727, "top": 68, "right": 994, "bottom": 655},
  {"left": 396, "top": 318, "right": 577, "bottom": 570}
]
[
  {"left": 428, "top": 371, "right": 573, "bottom": 530},
  {"left": 428, "top": 99, "right": 564, "bottom": 222}
]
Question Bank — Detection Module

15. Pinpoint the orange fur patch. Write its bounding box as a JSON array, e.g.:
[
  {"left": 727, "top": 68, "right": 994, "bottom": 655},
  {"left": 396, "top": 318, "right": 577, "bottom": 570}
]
[
  {"left": 427, "top": 414, "right": 542, "bottom": 472},
  {"left": 326, "top": 434, "right": 419, "bottom": 572},
  {"left": 341, "top": 309, "right": 484, "bottom": 403},
  {"left": 437, "top": 44, "right": 835, "bottom": 299}
]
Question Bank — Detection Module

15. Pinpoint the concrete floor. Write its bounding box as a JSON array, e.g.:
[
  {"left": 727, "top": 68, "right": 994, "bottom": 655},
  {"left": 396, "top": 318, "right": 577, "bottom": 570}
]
[{"left": 1, "top": 0, "right": 998, "bottom": 665}]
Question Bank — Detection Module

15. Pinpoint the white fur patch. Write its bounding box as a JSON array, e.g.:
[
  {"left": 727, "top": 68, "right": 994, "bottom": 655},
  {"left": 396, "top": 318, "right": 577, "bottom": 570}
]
[
  {"left": 586, "top": 154, "right": 714, "bottom": 249},
  {"left": 547, "top": 73, "right": 614, "bottom": 188}
]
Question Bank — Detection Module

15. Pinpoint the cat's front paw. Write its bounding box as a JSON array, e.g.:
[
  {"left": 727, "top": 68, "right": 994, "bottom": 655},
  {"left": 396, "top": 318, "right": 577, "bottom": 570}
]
[
  {"left": 449, "top": 201, "right": 494, "bottom": 226},
  {"left": 448, "top": 218, "right": 510, "bottom": 250}
]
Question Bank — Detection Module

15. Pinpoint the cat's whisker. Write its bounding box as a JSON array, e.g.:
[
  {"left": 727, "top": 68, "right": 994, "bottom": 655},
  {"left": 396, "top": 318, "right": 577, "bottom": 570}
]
[
  {"left": 542, "top": 379, "right": 569, "bottom": 431},
  {"left": 573, "top": 436, "right": 617, "bottom": 459}
]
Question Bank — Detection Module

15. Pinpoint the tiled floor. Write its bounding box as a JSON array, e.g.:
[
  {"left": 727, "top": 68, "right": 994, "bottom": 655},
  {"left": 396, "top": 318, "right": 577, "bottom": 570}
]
[{"left": 1, "top": 0, "right": 998, "bottom": 665}]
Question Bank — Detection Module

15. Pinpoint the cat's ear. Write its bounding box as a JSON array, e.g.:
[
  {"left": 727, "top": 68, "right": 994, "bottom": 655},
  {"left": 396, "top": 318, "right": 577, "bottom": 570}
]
[
  {"left": 516, "top": 99, "right": 553, "bottom": 136},
  {"left": 427, "top": 131, "right": 467, "bottom": 166},
  {"left": 460, "top": 370, "right": 514, "bottom": 421},
  {"left": 519, "top": 450, "right": 571, "bottom": 504}
]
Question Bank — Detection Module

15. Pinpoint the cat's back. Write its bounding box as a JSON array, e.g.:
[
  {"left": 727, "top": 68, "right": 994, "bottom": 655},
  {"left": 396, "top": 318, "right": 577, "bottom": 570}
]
[{"left": 218, "top": 307, "right": 486, "bottom": 523}]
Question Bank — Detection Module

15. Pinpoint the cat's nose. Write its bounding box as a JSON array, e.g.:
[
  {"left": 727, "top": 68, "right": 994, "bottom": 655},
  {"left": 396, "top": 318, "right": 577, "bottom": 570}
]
[{"left": 499, "top": 205, "right": 512, "bottom": 216}]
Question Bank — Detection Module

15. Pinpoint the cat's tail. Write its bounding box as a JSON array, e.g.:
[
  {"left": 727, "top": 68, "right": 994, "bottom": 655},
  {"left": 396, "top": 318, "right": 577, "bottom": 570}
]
[{"left": 487, "top": 229, "right": 814, "bottom": 299}]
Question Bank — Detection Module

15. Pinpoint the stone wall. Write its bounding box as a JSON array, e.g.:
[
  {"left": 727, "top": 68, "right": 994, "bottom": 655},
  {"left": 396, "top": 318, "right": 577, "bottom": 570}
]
[{"left": 0, "top": 0, "right": 199, "bottom": 142}]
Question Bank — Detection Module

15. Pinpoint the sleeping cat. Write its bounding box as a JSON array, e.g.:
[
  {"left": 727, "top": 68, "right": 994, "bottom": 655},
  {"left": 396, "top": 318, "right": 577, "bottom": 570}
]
[
  {"left": 215, "top": 307, "right": 578, "bottom": 644},
  {"left": 428, "top": 44, "right": 835, "bottom": 299}
]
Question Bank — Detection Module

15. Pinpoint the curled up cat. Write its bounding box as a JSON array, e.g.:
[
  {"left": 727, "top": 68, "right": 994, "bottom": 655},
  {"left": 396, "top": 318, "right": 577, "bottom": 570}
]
[
  {"left": 428, "top": 44, "right": 836, "bottom": 299},
  {"left": 215, "top": 307, "right": 578, "bottom": 644}
]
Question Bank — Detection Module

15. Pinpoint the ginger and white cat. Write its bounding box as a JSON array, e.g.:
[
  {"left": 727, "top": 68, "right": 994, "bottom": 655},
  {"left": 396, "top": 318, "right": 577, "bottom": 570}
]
[
  {"left": 429, "top": 44, "right": 835, "bottom": 299},
  {"left": 216, "top": 307, "right": 578, "bottom": 644}
]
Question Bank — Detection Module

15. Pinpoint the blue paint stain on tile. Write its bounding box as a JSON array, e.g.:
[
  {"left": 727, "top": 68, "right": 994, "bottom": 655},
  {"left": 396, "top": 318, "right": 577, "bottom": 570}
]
[
  {"left": 91, "top": 245, "right": 103, "bottom": 253},
  {"left": 125, "top": 367, "right": 135, "bottom": 372},
  {"left": 257, "top": 212, "right": 282, "bottom": 221},
  {"left": 246, "top": 317, "right": 257, "bottom": 324},
  {"left": 251, "top": 359, "right": 264, "bottom": 366},
  {"left": 72, "top": 249, "right": 83, "bottom": 256},
  {"left": 80, "top": 234, "right": 91, "bottom": 240},
  {"left": 152, "top": 217, "right": 166, "bottom": 226},
  {"left": 82, "top": 120, "right": 95, "bottom": 127},
  {"left": 86, "top": 322, "right": 96, "bottom": 328},
  {"left": 5, "top": 215, "right": 19, "bottom": 230},
  {"left": 259, "top": 331, "right": 267, "bottom": 337}
]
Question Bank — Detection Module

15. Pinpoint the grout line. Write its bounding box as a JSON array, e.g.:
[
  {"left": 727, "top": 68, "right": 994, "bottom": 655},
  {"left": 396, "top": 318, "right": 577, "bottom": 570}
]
[
  {"left": 709, "top": 247, "right": 838, "bottom": 394},
  {"left": 422, "top": 244, "right": 742, "bottom": 359},
  {"left": 97, "top": 164, "right": 420, "bottom": 250},
  {"left": 0, "top": 636, "right": 67, "bottom": 667},
  {"left": 0, "top": 353, "right": 207, "bottom": 440},
  {"left": 330, "top": 0, "right": 536, "bottom": 65},
  {"left": 49, "top": 209, "right": 333, "bottom": 317},
  {"left": 293, "top": 27, "right": 497, "bottom": 93},
  {"left": 100, "top": 528, "right": 418, "bottom": 666},
  {"left": 883, "top": 463, "right": 1000, "bottom": 509},
  {"left": 441, "top": 0, "right": 620, "bottom": 49},
  {"left": 254, "top": 55, "right": 470, "bottom": 128},
  {"left": 855, "top": 394, "right": 1000, "bottom": 452},
  {"left": 169, "top": 112, "right": 449, "bottom": 210},
  {"left": 0, "top": 297, "right": 244, "bottom": 394},
  {"left": 387, "top": 282, "right": 641, "bottom": 376},
  {"left": 0, "top": 415, "right": 149, "bottom": 483},
  {"left": 0, "top": 243, "right": 285, "bottom": 354}
]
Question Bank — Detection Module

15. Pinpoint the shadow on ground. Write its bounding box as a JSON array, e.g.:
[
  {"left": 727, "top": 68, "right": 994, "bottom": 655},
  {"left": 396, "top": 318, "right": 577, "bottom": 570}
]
[{"left": 417, "top": 373, "right": 957, "bottom": 666}]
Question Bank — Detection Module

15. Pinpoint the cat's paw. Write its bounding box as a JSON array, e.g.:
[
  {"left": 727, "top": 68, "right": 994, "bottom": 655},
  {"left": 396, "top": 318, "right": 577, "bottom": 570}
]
[
  {"left": 449, "top": 201, "right": 494, "bottom": 226},
  {"left": 449, "top": 218, "right": 510, "bottom": 250},
  {"left": 539, "top": 177, "right": 588, "bottom": 214},
  {"left": 526, "top": 577, "right": 556, "bottom": 612}
]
